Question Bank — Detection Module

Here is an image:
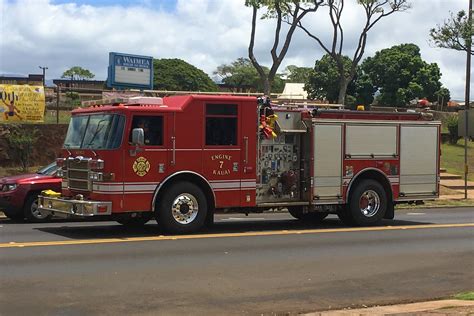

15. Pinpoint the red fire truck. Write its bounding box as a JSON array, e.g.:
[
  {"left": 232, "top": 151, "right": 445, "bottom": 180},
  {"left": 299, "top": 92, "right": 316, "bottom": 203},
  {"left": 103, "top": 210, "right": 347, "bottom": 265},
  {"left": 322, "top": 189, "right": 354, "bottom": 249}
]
[{"left": 38, "top": 95, "right": 440, "bottom": 233}]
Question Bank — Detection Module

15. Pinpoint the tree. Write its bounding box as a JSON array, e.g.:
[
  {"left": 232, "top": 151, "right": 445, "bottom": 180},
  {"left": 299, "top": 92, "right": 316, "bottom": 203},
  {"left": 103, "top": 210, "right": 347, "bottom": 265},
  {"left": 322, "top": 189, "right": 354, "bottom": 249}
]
[
  {"left": 305, "top": 54, "right": 376, "bottom": 106},
  {"left": 61, "top": 66, "right": 95, "bottom": 81},
  {"left": 153, "top": 58, "right": 218, "bottom": 92},
  {"left": 430, "top": 10, "right": 473, "bottom": 55},
  {"left": 435, "top": 87, "right": 451, "bottom": 109},
  {"left": 214, "top": 57, "right": 285, "bottom": 93},
  {"left": 214, "top": 57, "right": 263, "bottom": 91},
  {"left": 297, "top": 0, "right": 410, "bottom": 104},
  {"left": 362, "top": 43, "right": 447, "bottom": 107},
  {"left": 284, "top": 65, "right": 312, "bottom": 83},
  {"left": 247, "top": 0, "right": 323, "bottom": 95}
]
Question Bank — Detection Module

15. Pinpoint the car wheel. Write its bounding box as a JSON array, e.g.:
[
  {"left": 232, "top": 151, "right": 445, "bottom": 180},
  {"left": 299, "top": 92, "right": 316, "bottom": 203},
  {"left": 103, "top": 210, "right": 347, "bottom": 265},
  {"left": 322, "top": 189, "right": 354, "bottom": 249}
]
[
  {"left": 3, "top": 209, "right": 24, "bottom": 222},
  {"left": 24, "top": 194, "right": 52, "bottom": 222}
]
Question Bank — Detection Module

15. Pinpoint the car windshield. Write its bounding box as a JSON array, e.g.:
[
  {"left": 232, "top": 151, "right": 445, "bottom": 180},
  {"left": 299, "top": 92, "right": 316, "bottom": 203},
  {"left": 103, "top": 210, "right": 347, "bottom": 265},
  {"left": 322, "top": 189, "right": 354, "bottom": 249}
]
[
  {"left": 64, "top": 114, "right": 125, "bottom": 150},
  {"left": 37, "top": 162, "right": 58, "bottom": 175}
]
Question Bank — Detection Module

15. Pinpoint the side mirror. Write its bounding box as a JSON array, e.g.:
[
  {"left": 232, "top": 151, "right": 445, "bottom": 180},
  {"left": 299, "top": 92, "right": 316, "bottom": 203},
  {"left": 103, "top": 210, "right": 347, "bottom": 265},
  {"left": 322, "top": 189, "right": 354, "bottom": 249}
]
[{"left": 132, "top": 128, "right": 144, "bottom": 146}]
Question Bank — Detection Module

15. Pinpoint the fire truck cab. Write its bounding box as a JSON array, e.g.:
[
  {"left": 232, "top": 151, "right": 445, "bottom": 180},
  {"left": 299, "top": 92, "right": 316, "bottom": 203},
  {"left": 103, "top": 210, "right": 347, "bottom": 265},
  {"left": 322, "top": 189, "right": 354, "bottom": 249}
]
[{"left": 39, "top": 95, "right": 440, "bottom": 233}]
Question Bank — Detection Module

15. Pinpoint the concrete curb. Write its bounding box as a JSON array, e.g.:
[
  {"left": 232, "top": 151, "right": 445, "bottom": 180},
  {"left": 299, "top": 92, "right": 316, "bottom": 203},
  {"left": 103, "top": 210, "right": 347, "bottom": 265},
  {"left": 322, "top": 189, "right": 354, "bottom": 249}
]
[{"left": 305, "top": 299, "right": 474, "bottom": 315}]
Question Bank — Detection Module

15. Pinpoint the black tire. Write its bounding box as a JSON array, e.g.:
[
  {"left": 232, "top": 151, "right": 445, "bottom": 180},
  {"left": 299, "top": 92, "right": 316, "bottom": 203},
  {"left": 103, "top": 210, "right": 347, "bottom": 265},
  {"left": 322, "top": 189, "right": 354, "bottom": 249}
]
[
  {"left": 336, "top": 205, "right": 355, "bottom": 226},
  {"left": 24, "top": 193, "right": 52, "bottom": 223},
  {"left": 116, "top": 212, "right": 153, "bottom": 227},
  {"left": 288, "top": 206, "right": 328, "bottom": 223},
  {"left": 347, "top": 179, "right": 387, "bottom": 226},
  {"left": 156, "top": 181, "right": 208, "bottom": 234},
  {"left": 3, "top": 209, "right": 25, "bottom": 222},
  {"left": 288, "top": 206, "right": 304, "bottom": 219}
]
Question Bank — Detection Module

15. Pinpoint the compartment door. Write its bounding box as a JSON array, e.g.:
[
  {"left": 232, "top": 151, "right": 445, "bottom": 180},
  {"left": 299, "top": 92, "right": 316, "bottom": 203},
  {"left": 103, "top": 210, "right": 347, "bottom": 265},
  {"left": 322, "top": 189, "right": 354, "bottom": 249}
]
[
  {"left": 400, "top": 125, "right": 439, "bottom": 196},
  {"left": 312, "top": 123, "right": 343, "bottom": 201}
]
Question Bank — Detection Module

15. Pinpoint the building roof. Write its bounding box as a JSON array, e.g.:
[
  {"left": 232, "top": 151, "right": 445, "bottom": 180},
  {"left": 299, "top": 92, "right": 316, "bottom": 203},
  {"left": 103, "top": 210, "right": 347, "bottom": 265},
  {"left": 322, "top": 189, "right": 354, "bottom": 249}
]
[{"left": 278, "top": 83, "right": 308, "bottom": 100}]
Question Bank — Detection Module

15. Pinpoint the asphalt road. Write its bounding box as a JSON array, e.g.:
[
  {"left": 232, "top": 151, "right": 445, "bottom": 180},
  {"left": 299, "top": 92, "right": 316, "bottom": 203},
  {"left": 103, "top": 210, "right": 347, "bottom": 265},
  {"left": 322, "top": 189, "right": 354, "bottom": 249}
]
[{"left": 0, "top": 207, "right": 473, "bottom": 315}]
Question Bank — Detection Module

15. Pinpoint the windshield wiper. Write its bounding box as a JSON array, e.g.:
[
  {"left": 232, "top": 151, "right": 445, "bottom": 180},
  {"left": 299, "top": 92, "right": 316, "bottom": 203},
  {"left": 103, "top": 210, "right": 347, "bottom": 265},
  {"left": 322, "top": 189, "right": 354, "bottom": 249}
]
[{"left": 85, "top": 119, "right": 107, "bottom": 148}]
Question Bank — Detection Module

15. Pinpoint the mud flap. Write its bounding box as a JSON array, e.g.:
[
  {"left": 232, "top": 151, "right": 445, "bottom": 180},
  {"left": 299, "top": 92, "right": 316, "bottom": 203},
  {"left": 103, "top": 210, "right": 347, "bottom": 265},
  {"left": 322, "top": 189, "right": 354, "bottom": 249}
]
[{"left": 384, "top": 202, "right": 395, "bottom": 219}]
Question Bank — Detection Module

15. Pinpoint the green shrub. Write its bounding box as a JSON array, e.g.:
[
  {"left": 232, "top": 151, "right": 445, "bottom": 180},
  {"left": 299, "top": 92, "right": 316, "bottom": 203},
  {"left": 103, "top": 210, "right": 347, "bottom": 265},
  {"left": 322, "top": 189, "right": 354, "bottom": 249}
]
[
  {"left": 445, "top": 115, "right": 460, "bottom": 145},
  {"left": 7, "top": 127, "right": 39, "bottom": 172}
]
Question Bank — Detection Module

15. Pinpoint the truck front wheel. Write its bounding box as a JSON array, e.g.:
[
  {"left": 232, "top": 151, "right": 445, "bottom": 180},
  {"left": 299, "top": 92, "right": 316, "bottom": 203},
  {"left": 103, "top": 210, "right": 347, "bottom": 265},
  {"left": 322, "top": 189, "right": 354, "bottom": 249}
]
[
  {"left": 346, "top": 179, "right": 387, "bottom": 226},
  {"left": 156, "top": 182, "right": 208, "bottom": 234}
]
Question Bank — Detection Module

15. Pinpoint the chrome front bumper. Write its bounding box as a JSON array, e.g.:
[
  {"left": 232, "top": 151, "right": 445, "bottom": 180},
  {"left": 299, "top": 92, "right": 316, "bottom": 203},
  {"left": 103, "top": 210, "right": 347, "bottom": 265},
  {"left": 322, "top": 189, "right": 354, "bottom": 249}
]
[{"left": 38, "top": 196, "right": 112, "bottom": 217}]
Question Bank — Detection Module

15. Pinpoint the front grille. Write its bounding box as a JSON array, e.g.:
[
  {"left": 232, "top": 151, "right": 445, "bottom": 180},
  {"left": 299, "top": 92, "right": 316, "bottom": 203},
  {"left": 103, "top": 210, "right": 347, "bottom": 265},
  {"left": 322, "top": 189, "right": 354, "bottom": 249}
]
[
  {"left": 68, "top": 179, "right": 90, "bottom": 191},
  {"left": 67, "top": 160, "right": 89, "bottom": 169},
  {"left": 66, "top": 158, "right": 91, "bottom": 191},
  {"left": 68, "top": 169, "right": 88, "bottom": 180}
]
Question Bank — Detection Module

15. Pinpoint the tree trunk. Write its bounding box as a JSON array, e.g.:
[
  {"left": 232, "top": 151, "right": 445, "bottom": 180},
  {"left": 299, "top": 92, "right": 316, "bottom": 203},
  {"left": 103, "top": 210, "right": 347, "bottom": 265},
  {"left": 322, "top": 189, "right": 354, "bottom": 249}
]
[
  {"left": 263, "top": 78, "right": 271, "bottom": 96},
  {"left": 337, "top": 77, "right": 349, "bottom": 105}
]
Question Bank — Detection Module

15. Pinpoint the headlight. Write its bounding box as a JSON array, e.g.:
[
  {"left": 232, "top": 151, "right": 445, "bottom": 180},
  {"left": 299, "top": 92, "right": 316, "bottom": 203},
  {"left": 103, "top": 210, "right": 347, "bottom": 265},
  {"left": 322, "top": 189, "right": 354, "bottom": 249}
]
[
  {"left": 2, "top": 184, "right": 18, "bottom": 192},
  {"left": 89, "top": 172, "right": 103, "bottom": 181}
]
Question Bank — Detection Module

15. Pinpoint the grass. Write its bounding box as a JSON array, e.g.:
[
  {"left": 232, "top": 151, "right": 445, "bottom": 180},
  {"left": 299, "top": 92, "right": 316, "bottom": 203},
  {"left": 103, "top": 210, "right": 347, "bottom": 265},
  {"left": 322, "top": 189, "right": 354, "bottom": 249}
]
[
  {"left": 441, "top": 139, "right": 474, "bottom": 182},
  {"left": 43, "top": 110, "right": 71, "bottom": 124},
  {"left": 396, "top": 199, "right": 474, "bottom": 209},
  {"left": 454, "top": 292, "right": 474, "bottom": 301}
]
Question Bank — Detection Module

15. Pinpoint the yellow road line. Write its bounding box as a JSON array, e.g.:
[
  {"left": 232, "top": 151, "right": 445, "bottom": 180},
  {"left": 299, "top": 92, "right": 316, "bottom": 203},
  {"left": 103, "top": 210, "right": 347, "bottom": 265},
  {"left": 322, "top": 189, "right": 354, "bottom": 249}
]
[{"left": 1, "top": 223, "right": 473, "bottom": 249}]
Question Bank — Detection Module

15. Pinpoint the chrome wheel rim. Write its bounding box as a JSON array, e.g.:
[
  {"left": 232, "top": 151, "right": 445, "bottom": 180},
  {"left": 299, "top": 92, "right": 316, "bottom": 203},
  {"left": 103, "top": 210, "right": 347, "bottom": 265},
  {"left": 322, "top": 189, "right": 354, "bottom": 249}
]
[
  {"left": 31, "top": 198, "right": 48, "bottom": 219},
  {"left": 358, "top": 190, "right": 380, "bottom": 217},
  {"left": 171, "top": 193, "right": 199, "bottom": 224}
]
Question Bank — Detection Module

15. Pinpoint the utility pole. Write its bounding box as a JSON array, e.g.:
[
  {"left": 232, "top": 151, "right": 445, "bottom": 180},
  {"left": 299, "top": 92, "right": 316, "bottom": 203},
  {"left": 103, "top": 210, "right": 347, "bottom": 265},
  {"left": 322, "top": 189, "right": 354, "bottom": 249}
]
[
  {"left": 464, "top": 0, "right": 472, "bottom": 199},
  {"left": 38, "top": 66, "right": 48, "bottom": 87}
]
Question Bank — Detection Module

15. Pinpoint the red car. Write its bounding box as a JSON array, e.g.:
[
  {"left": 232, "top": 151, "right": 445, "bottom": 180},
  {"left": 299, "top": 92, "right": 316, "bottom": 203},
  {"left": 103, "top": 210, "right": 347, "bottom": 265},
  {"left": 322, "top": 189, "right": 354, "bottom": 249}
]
[{"left": 0, "top": 162, "right": 61, "bottom": 222}]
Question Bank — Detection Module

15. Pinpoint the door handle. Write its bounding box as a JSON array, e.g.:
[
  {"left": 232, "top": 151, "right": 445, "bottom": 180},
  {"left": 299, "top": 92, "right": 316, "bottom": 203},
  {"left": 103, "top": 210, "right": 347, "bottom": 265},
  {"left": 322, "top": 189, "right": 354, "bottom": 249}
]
[
  {"left": 243, "top": 136, "right": 248, "bottom": 164},
  {"left": 171, "top": 136, "right": 176, "bottom": 165}
]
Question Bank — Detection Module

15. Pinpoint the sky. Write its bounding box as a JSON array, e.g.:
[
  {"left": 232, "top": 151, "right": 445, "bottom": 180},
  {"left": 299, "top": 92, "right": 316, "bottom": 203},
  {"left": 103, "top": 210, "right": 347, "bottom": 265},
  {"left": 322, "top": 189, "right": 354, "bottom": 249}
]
[{"left": 0, "top": 0, "right": 472, "bottom": 100}]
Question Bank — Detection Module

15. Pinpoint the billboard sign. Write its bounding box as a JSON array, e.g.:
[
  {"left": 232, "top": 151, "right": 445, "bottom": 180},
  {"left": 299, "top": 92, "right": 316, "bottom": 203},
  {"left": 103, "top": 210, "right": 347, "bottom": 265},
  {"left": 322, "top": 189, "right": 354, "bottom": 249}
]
[
  {"left": 0, "top": 84, "right": 45, "bottom": 122},
  {"left": 107, "top": 52, "right": 153, "bottom": 90}
]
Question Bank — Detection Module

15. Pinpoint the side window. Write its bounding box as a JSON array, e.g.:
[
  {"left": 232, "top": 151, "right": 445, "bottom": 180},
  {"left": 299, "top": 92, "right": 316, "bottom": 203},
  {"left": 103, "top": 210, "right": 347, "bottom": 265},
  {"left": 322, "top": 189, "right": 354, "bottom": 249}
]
[
  {"left": 130, "top": 116, "right": 163, "bottom": 146},
  {"left": 205, "top": 104, "right": 238, "bottom": 146}
]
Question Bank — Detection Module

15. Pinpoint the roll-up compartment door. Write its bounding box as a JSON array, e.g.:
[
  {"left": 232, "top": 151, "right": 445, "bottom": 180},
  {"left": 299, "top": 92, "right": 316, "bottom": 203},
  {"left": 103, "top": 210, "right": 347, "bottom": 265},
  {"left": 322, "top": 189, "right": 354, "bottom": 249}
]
[
  {"left": 345, "top": 124, "right": 397, "bottom": 158},
  {"left": 313, "top": 123, "right": 343, "bottom": 200},
  {"left": 400, "top": 125, "right": 438, "bottom": 196}
]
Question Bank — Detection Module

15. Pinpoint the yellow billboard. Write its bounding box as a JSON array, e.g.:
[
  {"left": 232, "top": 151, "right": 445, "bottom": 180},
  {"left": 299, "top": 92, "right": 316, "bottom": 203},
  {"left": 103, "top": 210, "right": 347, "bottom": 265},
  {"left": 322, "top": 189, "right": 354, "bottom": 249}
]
[{"left": 0, "top": 84, "right": 45, "bottom": 122}]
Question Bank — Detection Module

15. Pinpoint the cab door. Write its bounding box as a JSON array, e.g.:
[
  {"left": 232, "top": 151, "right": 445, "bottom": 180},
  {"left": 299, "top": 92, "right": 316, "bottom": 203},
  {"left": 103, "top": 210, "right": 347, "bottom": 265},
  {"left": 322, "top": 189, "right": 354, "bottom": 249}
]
[{"left": 122, "top": 113, "right": 170, "bottom": 212}]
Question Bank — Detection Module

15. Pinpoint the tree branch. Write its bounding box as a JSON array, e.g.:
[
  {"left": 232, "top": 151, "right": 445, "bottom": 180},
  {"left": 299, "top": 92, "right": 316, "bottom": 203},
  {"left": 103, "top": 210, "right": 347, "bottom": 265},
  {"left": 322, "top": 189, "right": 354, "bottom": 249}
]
[
  {"left": 270, "top": 1, "right": 283, "bottom": 63},
  {"left": 248, "top": 4, "right": 266, "bottom": 80}
]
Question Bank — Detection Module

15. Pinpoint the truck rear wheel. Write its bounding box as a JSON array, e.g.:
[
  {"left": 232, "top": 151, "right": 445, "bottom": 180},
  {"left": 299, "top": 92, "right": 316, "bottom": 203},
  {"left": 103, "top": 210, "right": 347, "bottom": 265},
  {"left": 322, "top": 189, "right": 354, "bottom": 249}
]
[
  {"left": 24, "top": 193, "right": 52, "bottom": 223},
  {"left": 346, "top": 179, "right": 387, "bottom": 226},
  {"left": 156, "top": 182, "right": 208, "bottom": 234}
]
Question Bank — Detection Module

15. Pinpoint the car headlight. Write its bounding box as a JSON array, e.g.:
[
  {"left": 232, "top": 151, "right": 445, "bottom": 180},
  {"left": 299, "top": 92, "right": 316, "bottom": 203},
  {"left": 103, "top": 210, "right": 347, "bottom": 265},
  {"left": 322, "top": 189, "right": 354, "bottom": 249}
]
[{"left": 2, "top": 184, "right": 17, "bottom": 192}]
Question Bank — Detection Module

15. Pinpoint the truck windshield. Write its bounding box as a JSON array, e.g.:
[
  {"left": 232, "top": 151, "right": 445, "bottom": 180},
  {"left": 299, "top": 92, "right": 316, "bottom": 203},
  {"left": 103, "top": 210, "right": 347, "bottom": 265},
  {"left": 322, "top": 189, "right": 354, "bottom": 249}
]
[{"left": 64, "top": 114, "right": 125, "bottom": 149}]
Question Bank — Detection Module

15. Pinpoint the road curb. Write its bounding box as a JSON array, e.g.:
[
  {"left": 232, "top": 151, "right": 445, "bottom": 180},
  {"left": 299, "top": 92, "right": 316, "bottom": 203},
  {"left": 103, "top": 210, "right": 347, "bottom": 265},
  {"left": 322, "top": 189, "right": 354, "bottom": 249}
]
[{"left": 305, "top": 299, "right": 474, "bottom": 315}]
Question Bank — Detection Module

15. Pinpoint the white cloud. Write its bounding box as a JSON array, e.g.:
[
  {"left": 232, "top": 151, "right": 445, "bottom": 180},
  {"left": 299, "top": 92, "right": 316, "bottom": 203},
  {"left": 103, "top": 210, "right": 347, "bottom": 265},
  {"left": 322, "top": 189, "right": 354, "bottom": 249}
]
[{"left": 0, "top": 0, "right": 471, "bottom": 99}]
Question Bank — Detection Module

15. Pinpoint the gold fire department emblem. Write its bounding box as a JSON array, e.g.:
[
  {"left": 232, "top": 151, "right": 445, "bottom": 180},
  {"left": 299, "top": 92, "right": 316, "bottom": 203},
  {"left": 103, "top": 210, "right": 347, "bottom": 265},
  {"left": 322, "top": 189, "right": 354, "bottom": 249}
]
[{"left": 133, "top": 157, "right": 150, "bottom": 177}]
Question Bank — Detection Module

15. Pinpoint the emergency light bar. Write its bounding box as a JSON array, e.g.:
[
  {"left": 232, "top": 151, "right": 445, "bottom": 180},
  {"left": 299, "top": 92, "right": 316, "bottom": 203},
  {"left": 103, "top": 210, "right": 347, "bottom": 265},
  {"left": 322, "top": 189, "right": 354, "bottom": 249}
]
[{"left": 82, "top": 97, "right": 163, "bottom": 107}]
